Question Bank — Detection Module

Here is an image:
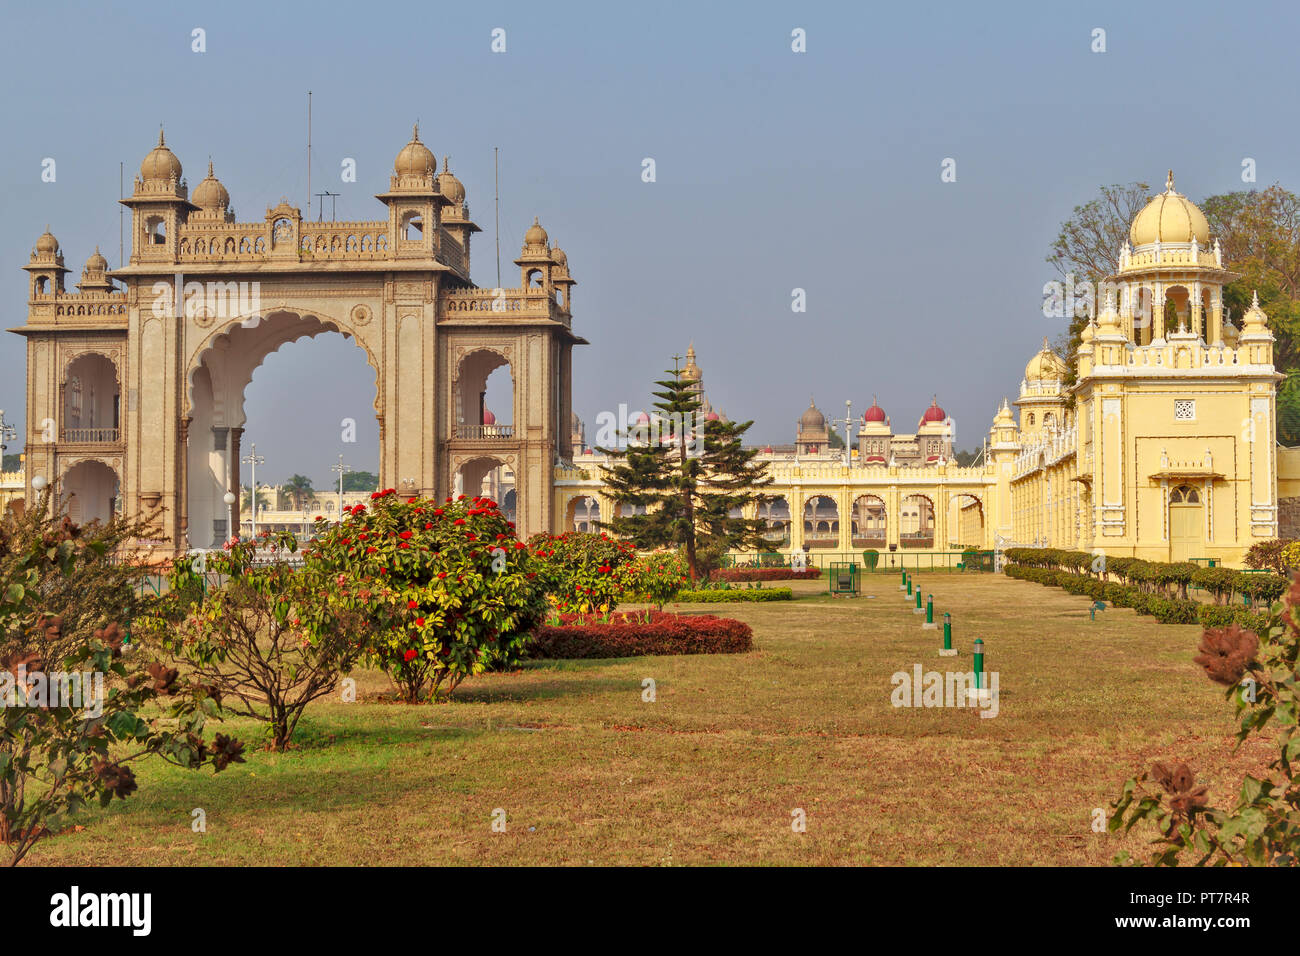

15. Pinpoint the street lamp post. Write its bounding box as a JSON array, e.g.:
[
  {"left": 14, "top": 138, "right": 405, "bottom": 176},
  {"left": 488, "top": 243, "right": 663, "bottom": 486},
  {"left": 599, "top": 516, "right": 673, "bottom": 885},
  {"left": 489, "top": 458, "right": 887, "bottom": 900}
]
[
  {"left": 331, "top": 455, "right": 350, "bottom": 522},
  {"left": 830, "top": 399, "right": 855, "bottom": 467},
  {"left": 241, "top": 443, "right": 266, "bottom": 542},
  {"left": 0, "top": 409, "right": 15, "bottom": 463}
]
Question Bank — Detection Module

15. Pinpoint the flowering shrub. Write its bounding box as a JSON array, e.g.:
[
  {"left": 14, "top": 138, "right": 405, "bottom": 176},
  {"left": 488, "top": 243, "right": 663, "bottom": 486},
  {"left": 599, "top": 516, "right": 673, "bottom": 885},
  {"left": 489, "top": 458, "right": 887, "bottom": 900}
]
[
  {"left": 1108, "top": 580, "right": 1300, "bottom": 865},
  {"left": 528, "top": 611, "right": 753, "bottom": 659},
  {"left": 1245, "top": 538, "right": 1292, "bottom": 572},
  {"left": 622, "top": 550, "right": 689, "bottom": 609},
  {"left": 709, "top": 568, "right": 822, "bottom": 582},
  {"left": 307, "top": 491, "right": 546, "bottom": 702},
  {"left": 528, "top": 531, "right": 638, "bottom": 613}
]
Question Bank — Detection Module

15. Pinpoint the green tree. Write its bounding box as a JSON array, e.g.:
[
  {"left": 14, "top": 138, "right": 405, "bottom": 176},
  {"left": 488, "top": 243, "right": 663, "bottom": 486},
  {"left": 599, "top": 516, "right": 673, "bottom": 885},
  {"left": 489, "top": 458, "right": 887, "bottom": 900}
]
[
  {"left": 1047, "top": 181, "right": 1152, "bottom": 385},
  {"left": 241, "top": 484, "right": 270, "bottom": 514},
  {"left": 283, "top": 474, "right": 315, "bottom": 511},
  {"left": 340, "top": 470, "right": 379, "bottom": 493},
  {"left": 1, "top": 455, "right": 20, "bottom": 473},
  {"left": 597, "top": 364, "right": 773, "bottom": 581}
]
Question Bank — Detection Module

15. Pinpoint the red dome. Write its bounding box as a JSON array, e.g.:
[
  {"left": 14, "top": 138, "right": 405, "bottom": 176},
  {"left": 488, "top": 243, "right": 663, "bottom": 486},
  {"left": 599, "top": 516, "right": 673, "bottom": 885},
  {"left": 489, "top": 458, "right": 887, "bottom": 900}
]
[
  {"left": 865, "top": 454, "right": 886, "bottom": 463},
  {"left": 482, "top": 408, "right": 496, "bottom": 425},
  {"left": 863, "top": 402, "right": 886, "bottom": 423},
  {"left": 705, "top": 411, "right": 719, "bottom": 421},
  {"left": 920, "top": 398, "right": 946, "bottom": 424}
]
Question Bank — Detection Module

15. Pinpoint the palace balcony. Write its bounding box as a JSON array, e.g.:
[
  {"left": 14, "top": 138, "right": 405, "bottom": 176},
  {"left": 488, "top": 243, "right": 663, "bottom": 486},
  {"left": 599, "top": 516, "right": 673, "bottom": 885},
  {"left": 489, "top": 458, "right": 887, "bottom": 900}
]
[
  {"left": 61, "top": 427, "right": 120, "bottom": 443},
  {"left": 455, "top": 424, "right": 515, "bottom": 440}
]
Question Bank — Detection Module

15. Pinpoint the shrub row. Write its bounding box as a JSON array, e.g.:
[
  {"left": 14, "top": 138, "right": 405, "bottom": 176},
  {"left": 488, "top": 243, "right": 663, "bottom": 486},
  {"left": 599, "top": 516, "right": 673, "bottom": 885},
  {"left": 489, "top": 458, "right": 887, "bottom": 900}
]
[
  {"left": 709, "top": 567, "right": 822, "bottom": 582},
  {"left": 1004, "top": 547, "right": 1287, "bottom": 605},
  {"left": 1003, "top": 564, "right": 1202, "bottom": 624},
  {"left": 675, "top": 587, "right": 794, "bottom": 603},
  {"left": 527, "top": 611, "right": 753, "bottom": 659}
]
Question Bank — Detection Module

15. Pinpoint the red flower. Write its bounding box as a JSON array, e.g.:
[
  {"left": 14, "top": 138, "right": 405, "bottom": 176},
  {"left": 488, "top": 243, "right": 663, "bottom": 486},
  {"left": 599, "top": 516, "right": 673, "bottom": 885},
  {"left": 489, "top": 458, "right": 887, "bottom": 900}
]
[
  {"left": 434, "top": 508, "right": 444, "bottom": 516},
  {"left": 415, "top": 617, "right": 426, "bottom": 627},
  {"left": 598, "top": 565, "right": 612, "bottom": 573},
  {"left": 466, "top": 532, "right": 477, "bottom": 541},
  {"left": 408, "top": 600, "right": 418, "bottom": 609},
  {"left": 399, "top": 531, "right": 413, "bottom": 540},
  {"left": 438, "top": 571, "right": 447, "bottom": 579},
  {"left": 398, "top": 542, "right": 409, "bottom": 549},
  {"left": 366, "top": 546, "right": 377, "bottom": 554},
  {"left": 403, "top": 649, "right": 418, "bottom": 662},
  {"left": 424, "top": 522, "right": 433, "bottom": 530},
  {"left": 453, "top": 518, "right": 466, "bottom": 526}
]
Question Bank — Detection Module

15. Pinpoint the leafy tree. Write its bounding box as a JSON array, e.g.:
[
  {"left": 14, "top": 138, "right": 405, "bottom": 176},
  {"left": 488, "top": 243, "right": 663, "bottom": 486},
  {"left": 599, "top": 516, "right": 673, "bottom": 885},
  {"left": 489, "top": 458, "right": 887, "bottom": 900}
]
[
  {"left": 340, "top": 470, "right": 379, "bottom": 493},
  {"left": 0, "top": 490, "right": 240, "bottom": 865},
  {"left": 597, "top": 364, "right": 773, "bottom": 581},
  {"left": 241, "top": 484, "right": 270, "bottom": 514},
  {"left": 283, "top": 474, "right": 316, "bottom": 511},
  {"left": 1047, "top": 181, "right": 1152, "bottom": 386},
  {"left": 953, "top": 448, "right": 983, "bottom": 467},
  {"left": 1, "top": 455, "right": 20, "bottom": 473},
  {"left": 154, "top": 533, "right": 366, "bottom": 751}
]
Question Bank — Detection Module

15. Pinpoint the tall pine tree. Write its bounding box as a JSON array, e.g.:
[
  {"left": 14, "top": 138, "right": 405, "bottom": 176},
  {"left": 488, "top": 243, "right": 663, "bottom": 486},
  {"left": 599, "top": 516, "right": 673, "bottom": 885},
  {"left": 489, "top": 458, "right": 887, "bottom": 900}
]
[{"left": 597, "top": 362, "right": 773, "bottom": 581}]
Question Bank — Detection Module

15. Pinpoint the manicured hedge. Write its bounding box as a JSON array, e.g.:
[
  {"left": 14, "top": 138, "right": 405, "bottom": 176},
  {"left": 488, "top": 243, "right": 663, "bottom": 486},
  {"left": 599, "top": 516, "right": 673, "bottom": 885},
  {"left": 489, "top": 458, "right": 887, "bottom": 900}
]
[
  {"left": 1004, "top": 547, "right": 1287, "bottom": 606},
  {"left": 527, "top": 611, "right": 753, "bottom": 659},
  {"left": 709, "top": 568, "right": 822, "bottom": 582},
  {"left": 675, "top": 587, "right": 793, "bottom": 603},
  {"left": 1004, "top": 562, "right": 1200, "bottom": 625},
  {"left": 1195, "top": 604, "right": 1271, "bottom": 631}
]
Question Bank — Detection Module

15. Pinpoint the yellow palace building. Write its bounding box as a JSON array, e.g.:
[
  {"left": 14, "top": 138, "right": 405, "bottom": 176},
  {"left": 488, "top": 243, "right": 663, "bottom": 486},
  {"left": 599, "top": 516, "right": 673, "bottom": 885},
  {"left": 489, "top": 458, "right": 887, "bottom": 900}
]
[{"left": 555, "top": 174, "right": 1300, "bottom": 566}]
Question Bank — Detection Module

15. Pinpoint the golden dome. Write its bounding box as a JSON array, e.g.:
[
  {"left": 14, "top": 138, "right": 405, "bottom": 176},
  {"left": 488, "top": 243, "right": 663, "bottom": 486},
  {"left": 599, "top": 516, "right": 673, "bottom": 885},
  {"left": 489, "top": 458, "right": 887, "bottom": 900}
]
[
  {"left": 192, "top": 161, "right": 230, "bottom": 210},
  {"left": 140, "top": 129, "right": 183, "bottom": 184},
  {"left": 85, "top": 246, "right": 107, "bottom": 272},
  {"left": 1025, "top": 338, "right": 1067, "bottom": 382},
  {"left": 436, "top": 156, "right": 465, "bottom": 204},
  {"left": 525, "top": 217, "right": 548, "bottom": 246},
  {"left": 1129, "top": 171, "right": 1210, "bottom": 246},
  {"left": 34, "top": 226, "right": 58, "bottom": 255},
  {"left": 681, "top": 343, "right": 701, "bottom": 381},
  {"left": 551, "top": 245, "right": 568, "bottom": 267},
  {"left": 394, "top": 124, "right": 435, "bottom": 178}
]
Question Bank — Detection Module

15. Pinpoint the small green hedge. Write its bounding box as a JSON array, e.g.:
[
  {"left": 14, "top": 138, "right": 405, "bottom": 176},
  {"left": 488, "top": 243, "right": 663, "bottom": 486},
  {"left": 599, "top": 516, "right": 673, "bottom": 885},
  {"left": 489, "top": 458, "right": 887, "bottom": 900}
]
[
  {"left": 709, "top": 568, "right": 821, "bottom": 582},
  {"left": 527, "top": 611, "right": 753, "bottom": 658},
  {"left": 675, "top": 588, "right": 794, "bottom": 603}
]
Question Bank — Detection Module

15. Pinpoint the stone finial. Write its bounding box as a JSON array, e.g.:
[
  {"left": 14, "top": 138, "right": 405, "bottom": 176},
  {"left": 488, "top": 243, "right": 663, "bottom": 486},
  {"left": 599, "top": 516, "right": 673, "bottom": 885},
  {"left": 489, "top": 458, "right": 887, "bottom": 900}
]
[{"left": 1166, "top": 169, "right": 1175, "bottom": 192}]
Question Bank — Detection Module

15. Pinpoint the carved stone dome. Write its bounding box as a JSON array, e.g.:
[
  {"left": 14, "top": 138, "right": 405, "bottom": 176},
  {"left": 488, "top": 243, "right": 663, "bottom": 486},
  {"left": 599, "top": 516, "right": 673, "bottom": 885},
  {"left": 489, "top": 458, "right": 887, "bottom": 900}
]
[
  {"left": 1129, "top": 172, "right": 1210, "bottom": 246},
  {"left": 140, "top": 129, "right": 183, "bottom": 184},
  {"left": 394, "top": 125, "right": 435, "bottom": 178},
  {"left": 192, "top": 161, "right": 230, "bottom": 210}
]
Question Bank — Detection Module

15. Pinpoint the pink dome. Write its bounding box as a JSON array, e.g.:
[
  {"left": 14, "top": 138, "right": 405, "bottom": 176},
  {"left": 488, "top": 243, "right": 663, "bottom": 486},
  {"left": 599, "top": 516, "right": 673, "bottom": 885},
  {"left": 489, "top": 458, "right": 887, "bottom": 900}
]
[
  {"left": 863, "top": 400, "right": 886, "bottom": 423},
  {"left": 920, "top": 398, "right": 946, "bottom": 424},
  {"left": 482, "top": 408, "right": 496, "bottom": 425},
  {"left": 633, "top": 411, "right": 650, "bottom": 424},
  {"left": 705, "top": 411, "right": 719, "bottom": 421}
]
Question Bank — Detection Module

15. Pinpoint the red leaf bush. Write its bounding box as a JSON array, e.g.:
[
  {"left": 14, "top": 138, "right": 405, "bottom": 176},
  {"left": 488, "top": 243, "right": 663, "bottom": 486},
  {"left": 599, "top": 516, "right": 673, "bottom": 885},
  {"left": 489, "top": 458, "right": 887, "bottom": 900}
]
[
  {"left": 528, "top": 611, "right": 753, "bottom": 659},
  {"left": 709, "top": 567, "right": 822, "bottom": 582}
]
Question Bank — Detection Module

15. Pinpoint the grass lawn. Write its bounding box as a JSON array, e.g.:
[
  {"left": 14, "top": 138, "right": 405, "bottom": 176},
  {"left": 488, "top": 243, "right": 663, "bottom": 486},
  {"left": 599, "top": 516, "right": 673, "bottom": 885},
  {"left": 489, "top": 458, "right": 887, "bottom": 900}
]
[{"left": 23, "top": 572, "right": 1268, "bottom": 866}]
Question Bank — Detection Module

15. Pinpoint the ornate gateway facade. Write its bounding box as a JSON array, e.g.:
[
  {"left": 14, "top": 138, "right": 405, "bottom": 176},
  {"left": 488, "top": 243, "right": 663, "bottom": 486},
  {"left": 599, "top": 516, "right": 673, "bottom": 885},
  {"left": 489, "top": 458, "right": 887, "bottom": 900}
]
[{"left": 14, "top": 128, "right": 584, "bottom": 554}]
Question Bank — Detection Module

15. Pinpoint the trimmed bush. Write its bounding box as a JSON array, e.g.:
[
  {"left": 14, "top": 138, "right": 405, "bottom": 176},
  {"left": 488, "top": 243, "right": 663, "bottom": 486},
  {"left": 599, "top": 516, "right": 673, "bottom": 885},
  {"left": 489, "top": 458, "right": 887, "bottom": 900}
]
[
  {"left": 527, "top": 611, "right": 753, "bottom": 659},
  {"left": 675, "top": 587, "right": 793, "bottom": 603},
  {"left": 710, "top": 567, "right": 821, "bottom": 582},
  {"left": 1196, "top": 604, "right": 1271, "bottom": 631}
]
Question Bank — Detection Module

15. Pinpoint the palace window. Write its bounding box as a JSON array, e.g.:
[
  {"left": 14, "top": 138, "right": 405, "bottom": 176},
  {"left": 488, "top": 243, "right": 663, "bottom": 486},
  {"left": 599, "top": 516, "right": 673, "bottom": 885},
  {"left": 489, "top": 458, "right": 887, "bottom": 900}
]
[{"left": 1174, "top": 399, "right": 1195, "bottom": 421}]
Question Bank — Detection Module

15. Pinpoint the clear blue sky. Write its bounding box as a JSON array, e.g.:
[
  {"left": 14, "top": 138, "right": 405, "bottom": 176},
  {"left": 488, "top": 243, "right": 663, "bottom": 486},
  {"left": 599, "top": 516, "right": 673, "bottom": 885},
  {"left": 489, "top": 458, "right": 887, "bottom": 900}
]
[{"left": 2, "top": 0, "right": 1297, "bottom": 486}]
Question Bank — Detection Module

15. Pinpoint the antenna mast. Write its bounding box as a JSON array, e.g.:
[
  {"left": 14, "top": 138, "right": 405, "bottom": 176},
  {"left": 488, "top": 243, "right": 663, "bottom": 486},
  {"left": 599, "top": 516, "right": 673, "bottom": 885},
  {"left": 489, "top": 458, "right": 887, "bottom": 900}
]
[
  {"left": 494, "top": 146, "right": 501, "bottom": 289},
  {"left": 118, "top": 162, "right": 124, "bottom": 268},
  {"left": 307, "top": 91, "right": 312, "bottom": 218}
]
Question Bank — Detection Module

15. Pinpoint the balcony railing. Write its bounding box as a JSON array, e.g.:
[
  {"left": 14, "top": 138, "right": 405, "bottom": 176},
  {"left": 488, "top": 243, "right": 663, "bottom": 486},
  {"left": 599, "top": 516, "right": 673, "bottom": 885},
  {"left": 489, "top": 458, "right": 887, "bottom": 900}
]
[
  {"left": 455, "top": 424, "right": 514, "bottom": 440},
  {"left": 61, "top": 427, "right": 120, "bottom": 443}
]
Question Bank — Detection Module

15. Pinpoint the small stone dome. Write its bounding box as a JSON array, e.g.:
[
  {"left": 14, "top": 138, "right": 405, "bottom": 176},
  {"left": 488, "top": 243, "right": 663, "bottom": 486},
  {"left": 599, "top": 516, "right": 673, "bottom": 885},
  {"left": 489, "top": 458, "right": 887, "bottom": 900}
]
[
  {"left": 863, "top": 397, "right": 886, "bottom": 423},
  {"left": 35, "top": 227, "right": 59, "bottom": 255},
  {"left": 140, "top": 129, "right": 183, "bottom": 184},
  {"left": 85, "top": 247, "right": 108, "bottom": 272},
  {"left": 1129, "top": 171, "right": 1210, "bottom": 246},
  {"left": 525, "top": 217, "right": 548, "bottom": 246},
  {"left": 437, "top": 157, "right": 465, "bottom": 204},
  {"left": 920, "top": 398, "right": 947, "bottom": 424},
  {"left": 1025, "top": 339, "right": 1067, "bottom": 382},
  {"left": 192, "top": 161, "right": 230, "bottom": 210},
  {"left": 551, "top": 245, "right": 568, "bottom": 267},
  {"left": 394, "top": 124, "right": 435, "bottom": 178},
  {"left": 800, "top": 399, "right": 825, "bottom": 430}
]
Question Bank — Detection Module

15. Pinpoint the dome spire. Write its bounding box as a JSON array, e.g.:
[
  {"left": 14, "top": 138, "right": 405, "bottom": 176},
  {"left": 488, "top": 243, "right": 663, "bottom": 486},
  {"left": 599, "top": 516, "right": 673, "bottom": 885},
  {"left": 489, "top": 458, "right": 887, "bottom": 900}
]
[{"left": 1166, "top": 169, "right": 1175, "bottom": 193}]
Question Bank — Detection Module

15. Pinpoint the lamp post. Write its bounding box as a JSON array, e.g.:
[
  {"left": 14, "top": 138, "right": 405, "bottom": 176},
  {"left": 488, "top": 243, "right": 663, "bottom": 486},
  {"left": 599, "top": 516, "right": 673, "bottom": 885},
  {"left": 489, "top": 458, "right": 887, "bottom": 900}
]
[
  {"left": 223, "top": 490, "right": 236, "bottom": 543},
  {"left": 241, "top": 443, "right": 265, "bottom": 541},
  {"left": 331, "top": 455, "right": 350, "bottom": 522},
  {"left": 0, "top": 409, "right": 15, "bottom": 463},
  {"left": 829, "top": 399, "right": 855, "bottom": 467}
]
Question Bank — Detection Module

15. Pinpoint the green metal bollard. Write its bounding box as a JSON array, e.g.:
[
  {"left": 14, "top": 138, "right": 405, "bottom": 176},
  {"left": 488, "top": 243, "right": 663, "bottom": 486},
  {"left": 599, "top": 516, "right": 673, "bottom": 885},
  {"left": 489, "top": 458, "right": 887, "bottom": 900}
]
[
  {"left": 906, "top": 575, "right": 913, "bottom": 597},
  {"left": 923, "top": 594, "right": 938, "bottom": 630},
  {"left": 914, "top": 588, "right": 923, "bottom": 613},
  {"left": 973, "top": 637, "right": 985, "bottom": 690},
  {"left": 939, "top": 612, "right": 956, "bottom": 655}
]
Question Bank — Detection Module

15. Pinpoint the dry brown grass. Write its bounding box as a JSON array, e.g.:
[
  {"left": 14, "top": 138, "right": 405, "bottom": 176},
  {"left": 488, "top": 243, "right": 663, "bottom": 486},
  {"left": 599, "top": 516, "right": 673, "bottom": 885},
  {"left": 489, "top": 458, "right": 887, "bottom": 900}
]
[{"left": 23, "top": 572, "right": 1267, "bottom": 866}]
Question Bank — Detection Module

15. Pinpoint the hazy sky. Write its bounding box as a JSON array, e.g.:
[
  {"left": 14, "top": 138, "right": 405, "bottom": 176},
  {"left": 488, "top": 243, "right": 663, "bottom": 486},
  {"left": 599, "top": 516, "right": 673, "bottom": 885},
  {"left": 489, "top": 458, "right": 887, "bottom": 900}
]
[{"left": 2, "top": 0, "right": 1298, "bottom": 488}]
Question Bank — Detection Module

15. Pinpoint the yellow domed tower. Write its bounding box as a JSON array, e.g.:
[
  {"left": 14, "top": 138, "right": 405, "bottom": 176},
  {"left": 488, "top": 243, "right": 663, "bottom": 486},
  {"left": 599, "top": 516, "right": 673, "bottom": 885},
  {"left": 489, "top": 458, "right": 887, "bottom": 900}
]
[
  {"left": 1067, "top": 170, "right": 1284, "bottom": 559},
  {"left": 1015, "top": 338, "right": 1069, "bottom": 439}
]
